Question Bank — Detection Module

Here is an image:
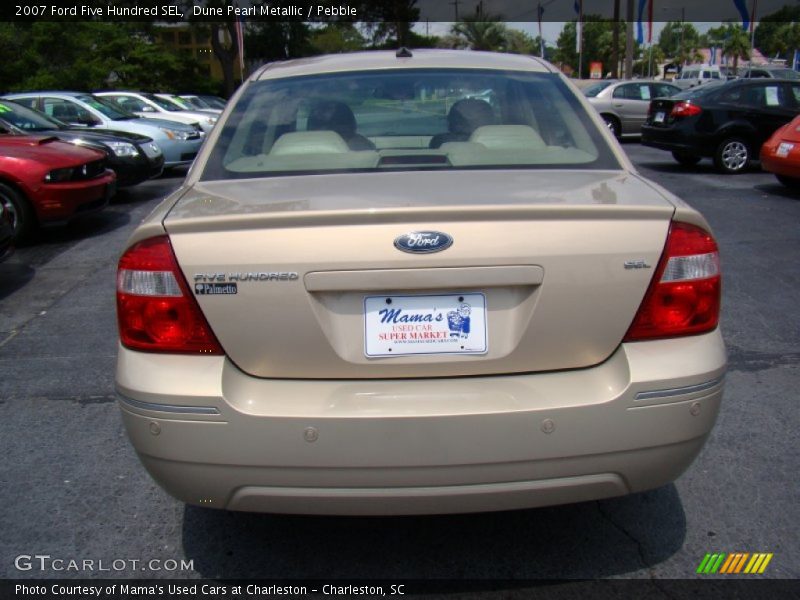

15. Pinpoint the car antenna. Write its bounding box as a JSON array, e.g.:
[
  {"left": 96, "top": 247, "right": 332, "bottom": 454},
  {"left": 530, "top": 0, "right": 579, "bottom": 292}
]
[{"left": 396, "top": 47, "right": 413, "bottom": 58}]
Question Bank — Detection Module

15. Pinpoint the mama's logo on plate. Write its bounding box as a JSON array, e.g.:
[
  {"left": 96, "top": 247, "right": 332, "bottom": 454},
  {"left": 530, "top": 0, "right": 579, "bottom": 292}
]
[{"left": 394, "top": 231, "right": 453, "bottom": 254}]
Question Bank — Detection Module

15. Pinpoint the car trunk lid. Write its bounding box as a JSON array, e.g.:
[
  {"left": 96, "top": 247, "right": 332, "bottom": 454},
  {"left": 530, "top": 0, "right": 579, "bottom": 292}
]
[
  {"left": 164, "top": 170, "right": 675, "bottom": 379},
  {"left": 647, "top": 98, "right": 679, "bottom": 127}
]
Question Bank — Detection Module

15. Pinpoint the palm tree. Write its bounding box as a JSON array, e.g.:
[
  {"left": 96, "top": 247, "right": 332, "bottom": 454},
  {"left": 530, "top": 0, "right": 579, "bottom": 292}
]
[
  {"left": 451, "top": 17, "right": 507, "bottom": 51},
  {"left": 721, "top": 24, "right": 751, "bottom": 75}
]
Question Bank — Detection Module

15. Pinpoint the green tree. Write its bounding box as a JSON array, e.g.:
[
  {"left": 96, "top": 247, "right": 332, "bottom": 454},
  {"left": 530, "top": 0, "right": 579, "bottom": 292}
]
[
  {"left": 503, "top": 29, "right": 536, "bottom": 55},
  {"left": 310, "top": 23, "right": 365, "bottom": 54},
  {"left": 437, "top": 34, "right": 468, "bottom": 50},
  {"left": 357, "top": 0, "right": 419, "bottom": 47},
  {"left": 554, "top": 18, "right": 630, "bottom": 78},
  {"left": 243, "top": 21, "right": 313, "bottom": 63},
  {"left": 754, "top": 6, "right": 800, "bottom": 58},
  {"left": 658, "top": 21, "right": 702, "bottom": 65},
  {"left": 634, "top": 45, "right": 665, "bottom": 78},
  {"left": 756, "top": 21, "right": 800, "bottom": 62},
  {"left": 721, "top": 23, "right": 751, "bottom": 75},
  {"left": 0, "top": 22, "right": 206, "bottom": 93},
  {"left": 451, "top": 17, "right": 507, "bottom": 51}
]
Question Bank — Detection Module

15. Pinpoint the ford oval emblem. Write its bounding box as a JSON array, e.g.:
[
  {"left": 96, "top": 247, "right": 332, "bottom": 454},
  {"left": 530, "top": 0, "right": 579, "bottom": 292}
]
[{"left": 394, "top": 231, "right": 453, "bottom": 254}]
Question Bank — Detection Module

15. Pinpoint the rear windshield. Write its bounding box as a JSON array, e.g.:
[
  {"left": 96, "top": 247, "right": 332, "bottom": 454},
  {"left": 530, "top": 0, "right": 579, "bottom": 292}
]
[
  {"left": 583, "top": 81, "right": 613, "bottom": 97},
  {"left": 202, "top": 68, "right": 619, "bottom": 180},
  {"left": 673, "top": 85, "right": 720, "bottom": 100}
]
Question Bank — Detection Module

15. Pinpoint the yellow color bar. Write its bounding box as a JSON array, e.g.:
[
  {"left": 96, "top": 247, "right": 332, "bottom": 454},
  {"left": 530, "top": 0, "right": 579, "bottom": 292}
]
[
  {"left": 744, "top": 554, "right": 761, "bottom": 573},
  {"left": 758, "top": 554, "right": 774, "bottom": 574}
]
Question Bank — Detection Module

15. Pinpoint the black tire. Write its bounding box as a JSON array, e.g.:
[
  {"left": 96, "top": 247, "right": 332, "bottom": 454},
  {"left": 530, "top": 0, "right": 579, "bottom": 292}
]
[
  {"left": 714, "top": 137, "right": 751, "bottom": 174},
  {"left": 602, "top": 114, "right": 621, "bottom": 139},
  {"left": 672, "top": 151, "right": 702, "bottom": 166},
  {"left": 0, "top": 182, "right": 36, "bottom": 242},
  {"left": 776, "top": 174, "right": 800, "bottom": 189}
]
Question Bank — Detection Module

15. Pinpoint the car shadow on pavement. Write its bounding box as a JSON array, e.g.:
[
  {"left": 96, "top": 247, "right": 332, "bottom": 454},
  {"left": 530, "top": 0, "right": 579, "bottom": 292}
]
[
  {"left": 755, "top": 183, "right": 800, "bottom": 199},
  {"left": 634, "top": 161, "right": 714, "bottom": 175},
  {"left": 0, "top": 261, "right": 35, "bottom": 300},
  {"left": 181, "top": 484, "right": 686, "bottom": 579}
]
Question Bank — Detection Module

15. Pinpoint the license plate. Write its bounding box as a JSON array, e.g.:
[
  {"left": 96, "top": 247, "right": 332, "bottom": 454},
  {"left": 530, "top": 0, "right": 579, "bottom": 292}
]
[
  {"left": 654, "top": 111, "right": 666, "bottom": 123},
  {"left": 777, "top": 142, "right": 794, "bottom": 157},
  {"left": 364, "top": 293, "right": 487, "bottom": 357}
]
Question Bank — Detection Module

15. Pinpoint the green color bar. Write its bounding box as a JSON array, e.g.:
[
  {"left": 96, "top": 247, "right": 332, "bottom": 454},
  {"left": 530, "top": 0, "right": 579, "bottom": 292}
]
[
  {"left": 705, "top": 554, "right": 720, "bottom": 573},
  {"left": 697, "top": 553, "right": 712, "bottom": 574},
  {"left": 710, "top": 553, "right": 727, "bottom": 573}
]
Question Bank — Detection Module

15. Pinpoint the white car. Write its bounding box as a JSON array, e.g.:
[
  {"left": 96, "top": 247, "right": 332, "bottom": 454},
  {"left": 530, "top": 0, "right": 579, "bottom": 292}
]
[
  {"left": 155, "top": 93, "right": 222, "bottom": 116},
  {"left": 115, "top": 50, "right": 725, "bottom": 515},
  {"left": 96, "top": 91, "right": 217, "bottom": 133}
]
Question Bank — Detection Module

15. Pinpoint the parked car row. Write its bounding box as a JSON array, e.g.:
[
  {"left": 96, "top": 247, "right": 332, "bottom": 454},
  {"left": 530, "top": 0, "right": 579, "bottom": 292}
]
[
  {"left": 4, "top": 92, "right": 204, "bottom": 168},
  {"left": 582, "top": 74, "right": 800, "bottom": 186},
  {"left": 0, "top": 91, "right": 228, "bottom": 244},
  {"left": 94, "top": 91, "right": 218, "bottom": 133},
  {"left": 0, "top": 100, "right": 163, "bottom": 186},
  {"left": 642, "top": 78, "right": 800, "bottom": 182}
]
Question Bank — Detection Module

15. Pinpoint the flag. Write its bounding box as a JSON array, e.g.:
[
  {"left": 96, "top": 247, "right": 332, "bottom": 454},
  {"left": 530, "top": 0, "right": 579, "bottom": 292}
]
[
  {"left": 647, "top": 0, "right": 654, "bottom": 43},
  {"left": 794, "top": 49, "right": 799, "bottom": 71},
  {"left": 637, "top": 0, "right": 647, "bottom": 44},
  {"left": 709, "top": 46, "right": 717, "bottom": 65},
  {"left": 575, "top": 0, "right": 583, "bottom": 53},
  {"left": 732, "top": 0, "right": 750, "bottom": 32}
]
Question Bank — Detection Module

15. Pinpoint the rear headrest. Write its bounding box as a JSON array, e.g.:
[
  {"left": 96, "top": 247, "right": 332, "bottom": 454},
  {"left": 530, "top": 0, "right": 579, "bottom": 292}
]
[
  {"left": 271, "top": 131, "right": 349, "bottom": 155},
  {"left": 448, "top": 99, "right": 496, "bottom": 134},
  {"left": 307, "top": 101, "right": 358, "bottom": 138},
  {"left": 470, "top": 125, "right": 546, "bottom": 150}
]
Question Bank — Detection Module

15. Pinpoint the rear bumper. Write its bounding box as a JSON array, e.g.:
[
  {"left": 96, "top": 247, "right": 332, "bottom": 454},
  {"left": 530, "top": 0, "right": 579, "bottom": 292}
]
[
  {"left": 641, "top": 126, "right": 714, "bottom": 157},
  {"left": 760, "top": 144, "right": 800, "bottom": 177},
  {"left": 116, "top": 330, "right": 726, "bottom": 515}
]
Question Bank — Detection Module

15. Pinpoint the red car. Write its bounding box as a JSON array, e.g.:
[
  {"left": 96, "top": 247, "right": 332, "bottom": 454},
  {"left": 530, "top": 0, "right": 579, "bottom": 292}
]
[
  {"left": 761, "top": 114, "right": 800, "bottom": 189},
  {"left": 0, "top": 132, "right": 116, "bottom": 240}
]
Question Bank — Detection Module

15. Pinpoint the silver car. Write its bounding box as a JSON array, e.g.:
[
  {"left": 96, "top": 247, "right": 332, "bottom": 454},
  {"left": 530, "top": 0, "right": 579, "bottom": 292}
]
[
  {"left": 4, "top": 92, "right": 203, "bottom": 167},
  {"left": 96, "top": 91, "right": 218, "bottom": 133},
  {"left": 584, "top": 80, "right": 680, "bottom": 138},
  {"left": 115, "top": 50, "right": 725, "bottom": 515}
]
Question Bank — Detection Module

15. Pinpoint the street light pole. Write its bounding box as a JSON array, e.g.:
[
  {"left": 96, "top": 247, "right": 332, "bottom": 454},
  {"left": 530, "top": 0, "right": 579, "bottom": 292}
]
[{"left": 625, "top": 0, "right": 634, "bottom": 78}]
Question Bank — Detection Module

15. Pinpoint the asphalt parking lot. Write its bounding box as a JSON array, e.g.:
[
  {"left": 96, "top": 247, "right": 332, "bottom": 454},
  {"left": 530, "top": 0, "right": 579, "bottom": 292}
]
[{"left": 0, "top": 145, "right": 798, "bottom": 586}]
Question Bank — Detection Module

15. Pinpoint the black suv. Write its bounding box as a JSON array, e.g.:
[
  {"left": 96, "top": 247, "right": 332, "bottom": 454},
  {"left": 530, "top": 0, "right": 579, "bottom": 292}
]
[{"left": 641, "top": 79, "right": 800, "bottom": 173}]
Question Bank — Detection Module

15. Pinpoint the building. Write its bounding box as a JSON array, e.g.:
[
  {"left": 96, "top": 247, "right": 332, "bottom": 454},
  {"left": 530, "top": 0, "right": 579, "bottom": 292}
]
[{"left": 155, "top": 24, "right": 242, "bottom": 82}]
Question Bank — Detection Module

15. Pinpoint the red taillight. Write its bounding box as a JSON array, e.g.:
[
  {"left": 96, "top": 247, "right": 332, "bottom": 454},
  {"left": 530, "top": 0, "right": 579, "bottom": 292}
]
[
  {"left": 670, "top": 101, "right": 702, "bottom": 118},
  {"left": 624, "top": 222, "right": 721, "bottom": 341},
  {"left": 116, "top": 236, "right": 223, "bottom": 354}
]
